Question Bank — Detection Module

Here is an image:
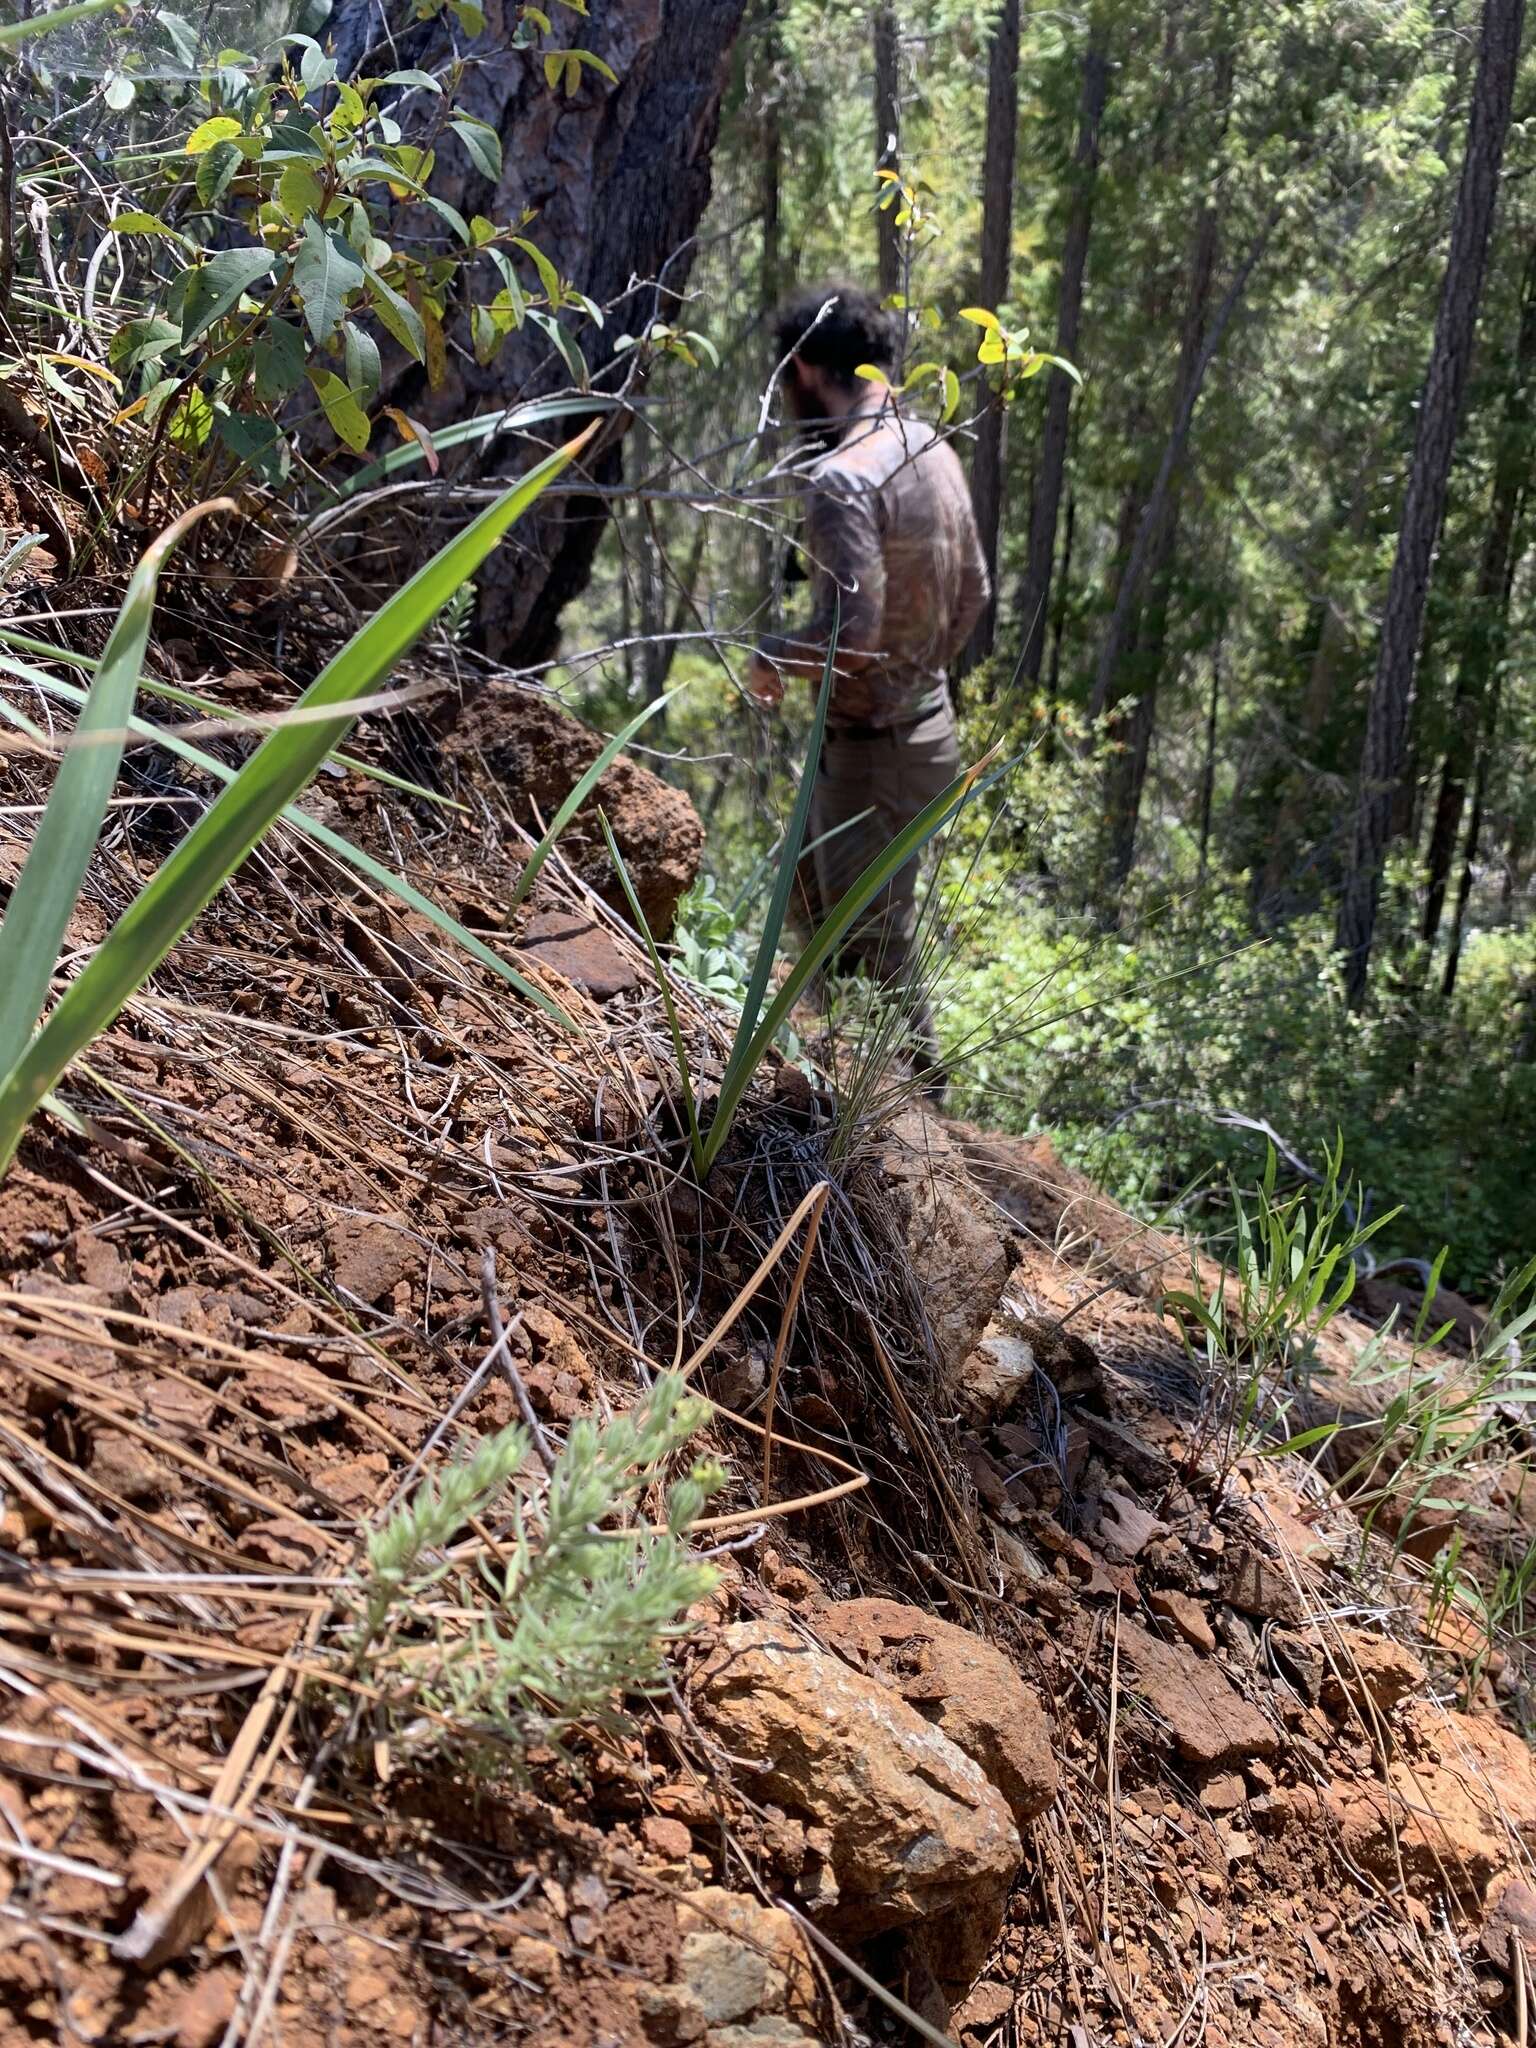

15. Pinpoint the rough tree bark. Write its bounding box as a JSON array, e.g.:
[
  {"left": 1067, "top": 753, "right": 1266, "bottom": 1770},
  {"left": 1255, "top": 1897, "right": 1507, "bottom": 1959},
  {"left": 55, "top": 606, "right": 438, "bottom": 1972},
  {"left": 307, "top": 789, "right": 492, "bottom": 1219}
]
[
  {"left": 873, "top": 4, "right": 902, "bottom": 297},
  {"left": 1334, "top": 0, "right": 1526, "bottom": 1006},
  {"left": 327, "top": 0, "right": 750, "bottom": 672},
  {"left": 1017, "top": 26, "right": 1109, "bottom": 688},
  {"left": 1421, "top": 236, "right": 1536, "bottom": 951},
  {"left": 961, "top": 0, "right": 1021, "bottom": 669}
]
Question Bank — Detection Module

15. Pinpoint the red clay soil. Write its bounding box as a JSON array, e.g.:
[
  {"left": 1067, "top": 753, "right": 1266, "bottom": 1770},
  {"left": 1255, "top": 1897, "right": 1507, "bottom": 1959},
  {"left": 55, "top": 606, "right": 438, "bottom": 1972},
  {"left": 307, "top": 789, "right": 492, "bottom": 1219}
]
[{"left": 0, "top": 707, "right": 1533, "bottom": 2048}]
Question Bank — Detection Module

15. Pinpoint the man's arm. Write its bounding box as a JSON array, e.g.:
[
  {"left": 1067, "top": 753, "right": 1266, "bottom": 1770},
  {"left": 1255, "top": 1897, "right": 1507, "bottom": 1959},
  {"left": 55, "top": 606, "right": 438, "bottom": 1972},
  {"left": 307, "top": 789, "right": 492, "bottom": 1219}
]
[{"left": 752, "top": 476, "right": 885, "bottom": 697}]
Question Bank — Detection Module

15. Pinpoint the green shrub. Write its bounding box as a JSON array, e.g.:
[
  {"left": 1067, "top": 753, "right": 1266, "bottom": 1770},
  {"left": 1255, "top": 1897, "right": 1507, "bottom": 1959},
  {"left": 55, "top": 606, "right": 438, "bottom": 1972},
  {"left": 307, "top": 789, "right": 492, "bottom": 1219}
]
[{"left": 352, "top": 1373, "right": 725, "bottom": 1761}]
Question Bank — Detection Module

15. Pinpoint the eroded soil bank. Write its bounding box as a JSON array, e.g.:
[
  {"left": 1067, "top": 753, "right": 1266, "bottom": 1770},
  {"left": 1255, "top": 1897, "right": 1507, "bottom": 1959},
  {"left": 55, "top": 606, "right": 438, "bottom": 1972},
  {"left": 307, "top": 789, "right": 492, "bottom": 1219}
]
[{"left": 1, "top": 693, "right": 1533, "bottom": 2048}]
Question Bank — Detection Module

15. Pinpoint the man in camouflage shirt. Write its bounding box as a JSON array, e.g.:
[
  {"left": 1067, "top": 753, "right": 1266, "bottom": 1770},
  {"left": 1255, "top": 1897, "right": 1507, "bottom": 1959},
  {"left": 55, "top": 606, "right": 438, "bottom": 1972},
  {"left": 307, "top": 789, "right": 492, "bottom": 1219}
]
[{"left": 749, "top": 281, "right": 990, "bottom": 1093}]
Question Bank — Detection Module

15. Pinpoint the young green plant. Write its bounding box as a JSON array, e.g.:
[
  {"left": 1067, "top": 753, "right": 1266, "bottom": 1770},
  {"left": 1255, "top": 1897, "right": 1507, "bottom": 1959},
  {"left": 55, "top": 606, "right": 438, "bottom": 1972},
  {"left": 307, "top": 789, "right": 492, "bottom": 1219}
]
[
  {"left": 602, "top": 609, "right": 1004, "bottom": 1175},
  {"left": 0, "top": 427, "right": 591, "bottom": 1174}
]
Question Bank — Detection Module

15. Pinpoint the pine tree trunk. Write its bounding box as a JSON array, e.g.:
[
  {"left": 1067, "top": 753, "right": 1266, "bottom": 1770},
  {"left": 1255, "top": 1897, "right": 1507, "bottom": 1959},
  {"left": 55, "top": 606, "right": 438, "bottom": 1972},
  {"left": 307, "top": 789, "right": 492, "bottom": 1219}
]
[
  {"left": 1422, "top": 238, "right": 1536, "bottom": 950},
  {"left": 1041, "top": 487, "right": 1075, "bottom": 760},
  {"left": 1018, "top": 28, "right": 1109, "bottom": 687},
  {"left": 873, "top": 5, "right": 902, "bottom": 296},
  {"left": 962, "top": 0, "right": 1021, "bottom": 670},
  {"left": 1442, "top": 677, "right": 1503, "bottom": 999},
  {"left": 1101, "top": 491, "right": 1183, "bottom": 902},
  {"left": 1335, "top": 0, "right": 1526, "bottom": 1006},
  {"left": 756, "top": 1, "right": 784, "bottom": 613},
  {"left": 1197, "top": 630, "right": 1223, "bottom": 886},
  {"left": 325, "top": 0, "right": 749, "bottom": 675},
  {"left": 1087, "top": 230, "right": 1265, "bottom": 733}
]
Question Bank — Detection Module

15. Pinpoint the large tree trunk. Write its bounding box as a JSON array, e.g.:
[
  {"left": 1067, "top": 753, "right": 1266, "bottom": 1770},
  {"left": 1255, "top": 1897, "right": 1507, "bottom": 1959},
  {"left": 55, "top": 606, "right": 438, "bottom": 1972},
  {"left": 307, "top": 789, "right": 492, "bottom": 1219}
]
[
  {"left": 327, "top": 0, "right": 749, "bottom": 673},
  {"left": 1334, "top": 0, "right": 1526, "bottom": 1006},
  {"left": 1422, "top": 236, "right": 1536, "bottom": 950},
  {"left": 1017, "top": 27, "right": 1109, "bottom": 688},
  {"left": 961, "top": 0, "right": 1021, "bottom": 670},
  {"left": 873, "top": 4, "right": 902, "bottom": 296}
]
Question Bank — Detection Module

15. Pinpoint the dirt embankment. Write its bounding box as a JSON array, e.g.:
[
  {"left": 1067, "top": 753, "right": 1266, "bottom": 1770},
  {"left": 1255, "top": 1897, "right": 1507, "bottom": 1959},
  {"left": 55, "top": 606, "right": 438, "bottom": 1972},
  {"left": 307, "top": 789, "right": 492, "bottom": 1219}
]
[{"left": 0, "top": 686, "right": 1533, "bottom": 2048}]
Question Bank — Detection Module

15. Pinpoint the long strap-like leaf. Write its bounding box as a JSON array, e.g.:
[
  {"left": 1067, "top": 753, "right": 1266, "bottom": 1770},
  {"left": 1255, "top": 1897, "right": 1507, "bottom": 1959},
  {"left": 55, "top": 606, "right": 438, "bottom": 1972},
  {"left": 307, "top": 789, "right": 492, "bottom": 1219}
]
[
  {"left": 0, "top": 499, "right": 231, "bottom": 1078},
  {"left": 698, "top": 749, "right": 1004, "bottom": 1173},
  {"left": 0, "top": 434, "right": 589, "bottom": 1172},
  {"left": 728, "top": 599, "right": 840, "bottom": 1073},
  {"left": 0, "top": 663, "right": 575, "bottom": 1031}
]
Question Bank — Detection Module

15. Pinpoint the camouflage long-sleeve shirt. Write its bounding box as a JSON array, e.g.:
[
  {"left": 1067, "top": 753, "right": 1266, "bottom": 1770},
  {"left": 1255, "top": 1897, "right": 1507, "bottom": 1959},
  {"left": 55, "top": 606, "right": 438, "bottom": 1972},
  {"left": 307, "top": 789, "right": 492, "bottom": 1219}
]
[{"left": 758, "top": 396, "right": 991, "bottom": 727}]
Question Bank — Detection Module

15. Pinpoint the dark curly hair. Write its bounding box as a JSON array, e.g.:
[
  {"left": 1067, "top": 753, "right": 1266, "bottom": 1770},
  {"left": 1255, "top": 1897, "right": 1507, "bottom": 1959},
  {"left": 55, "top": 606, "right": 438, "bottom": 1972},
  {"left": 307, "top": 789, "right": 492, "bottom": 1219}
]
[{"left": 771, "top": 280, "right": 899, "bottom": 389}]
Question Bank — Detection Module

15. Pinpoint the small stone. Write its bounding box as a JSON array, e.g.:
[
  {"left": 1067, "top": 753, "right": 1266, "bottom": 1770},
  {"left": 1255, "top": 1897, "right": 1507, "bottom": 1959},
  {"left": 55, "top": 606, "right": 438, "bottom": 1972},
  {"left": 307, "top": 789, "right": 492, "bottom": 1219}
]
[
  {"left": 637, "top": 1982, "right": 708, "bottom": 2045},
  {"left": 517, "top": 909, "right": 641, "bottom": 1000},
  {"left": 956, "top": 1981, "right": 1014, "bottom": 2032},
  {"left": 170, "top": 1971, "right": 238, "bottom": 2048},
  {"left": 1319, "top": 1628, "right": 1425, "bottom": 1717},
  {"left": 509, "top": 1937, "right": 561, "bottom": 1987},
  {"left": 641, "top": 1815, "right": 694, "bottom": 1863},
  {"left": 1479, "top": 1878, "right": 1536, "bottom": 1976},
  {"left": 1148, "top": 1588, "right": 1217, "bottom": 1656},
  {"left": 1200, "top": 1772, "right": 1247, "bottom": 1815},
  {"left": 1219, "top": 1545, "right": 1305, "bottom": 1625},
  {"left": 1117, "top": 1619, "right": 1278, "bottom": 1768}
]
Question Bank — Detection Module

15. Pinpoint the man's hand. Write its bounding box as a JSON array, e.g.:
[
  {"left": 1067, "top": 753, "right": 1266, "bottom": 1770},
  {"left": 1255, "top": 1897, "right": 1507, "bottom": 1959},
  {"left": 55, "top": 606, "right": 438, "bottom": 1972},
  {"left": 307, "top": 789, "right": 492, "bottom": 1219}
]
[{"left": 748, "top": 654, "right": 784, "bottom": 707}]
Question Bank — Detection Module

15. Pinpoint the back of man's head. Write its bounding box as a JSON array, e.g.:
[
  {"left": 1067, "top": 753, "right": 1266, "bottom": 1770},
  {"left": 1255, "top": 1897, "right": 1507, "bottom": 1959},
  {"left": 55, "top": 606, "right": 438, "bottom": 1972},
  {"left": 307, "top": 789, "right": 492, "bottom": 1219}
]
[{"left": 772, "top": 281, "right": 898, "bottom": 388}]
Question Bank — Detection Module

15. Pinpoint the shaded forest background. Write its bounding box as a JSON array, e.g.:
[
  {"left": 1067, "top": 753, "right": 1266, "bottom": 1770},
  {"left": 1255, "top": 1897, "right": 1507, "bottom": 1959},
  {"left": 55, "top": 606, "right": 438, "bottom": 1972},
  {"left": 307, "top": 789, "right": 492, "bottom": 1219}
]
[
  {"left": 558, "top": 0, "right": 1536, "bottom": 1293},
  {"left": 4, "top": 0, "right": 1536, "bottom": 1291}
]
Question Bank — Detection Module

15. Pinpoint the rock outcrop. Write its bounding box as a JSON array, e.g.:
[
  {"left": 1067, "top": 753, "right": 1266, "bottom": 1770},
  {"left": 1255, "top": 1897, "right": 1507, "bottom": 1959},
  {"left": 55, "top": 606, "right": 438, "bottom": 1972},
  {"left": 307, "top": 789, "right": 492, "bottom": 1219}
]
[
  {"left": 816, "top": 1598, "right": 1059, "bottom": 1827},
  {"left": 689, "top": 1619, "right": 1021, "bottom": 1985}
]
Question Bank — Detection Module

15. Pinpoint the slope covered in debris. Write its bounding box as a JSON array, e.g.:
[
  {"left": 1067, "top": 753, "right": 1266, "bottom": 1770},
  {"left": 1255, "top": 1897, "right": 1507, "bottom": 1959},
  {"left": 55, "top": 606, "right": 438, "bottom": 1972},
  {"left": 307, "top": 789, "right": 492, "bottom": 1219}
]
[{"left": 0, "top": 698, "right": 1533, "bottom": 2048}]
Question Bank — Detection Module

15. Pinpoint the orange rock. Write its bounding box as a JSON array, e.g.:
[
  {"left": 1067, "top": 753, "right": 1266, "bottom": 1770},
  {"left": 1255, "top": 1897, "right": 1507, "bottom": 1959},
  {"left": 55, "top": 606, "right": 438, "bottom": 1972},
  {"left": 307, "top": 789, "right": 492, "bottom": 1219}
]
[{"left": 817, "top": 1597, "right": 1059, "bottom": 1824}]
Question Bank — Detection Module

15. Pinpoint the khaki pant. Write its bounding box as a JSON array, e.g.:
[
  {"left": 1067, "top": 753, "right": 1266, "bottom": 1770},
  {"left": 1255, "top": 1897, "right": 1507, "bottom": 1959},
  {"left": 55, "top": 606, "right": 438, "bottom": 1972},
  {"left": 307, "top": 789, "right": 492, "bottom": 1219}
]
[{"left": 802, "top": 699, "right": 960, "bottom": 1068}]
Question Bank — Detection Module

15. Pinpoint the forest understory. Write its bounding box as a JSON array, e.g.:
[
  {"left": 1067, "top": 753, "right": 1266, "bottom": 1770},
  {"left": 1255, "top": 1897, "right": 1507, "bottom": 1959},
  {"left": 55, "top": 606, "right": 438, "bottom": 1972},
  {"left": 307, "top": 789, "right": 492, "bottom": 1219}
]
[
  {"left": 7, "top": 0, "right": 1536, "bottom": 2040},
  {"left": 1, "top": 530, "right": 1535, "bottom": 2047}
]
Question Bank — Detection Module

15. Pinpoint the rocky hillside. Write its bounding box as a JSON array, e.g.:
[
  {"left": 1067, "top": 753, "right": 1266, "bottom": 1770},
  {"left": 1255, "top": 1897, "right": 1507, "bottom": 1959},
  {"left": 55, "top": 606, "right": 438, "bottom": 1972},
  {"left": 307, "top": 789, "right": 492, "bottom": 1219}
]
[{"left": 0, "top": 695, "right": 1532, "bottom": 2048}]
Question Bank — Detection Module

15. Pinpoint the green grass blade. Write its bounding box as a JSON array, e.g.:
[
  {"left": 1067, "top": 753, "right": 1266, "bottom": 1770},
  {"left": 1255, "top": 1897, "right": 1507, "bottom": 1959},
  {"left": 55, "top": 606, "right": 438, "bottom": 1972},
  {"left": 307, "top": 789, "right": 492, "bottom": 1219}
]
[
  {"left": 600, "top": 812, "right": 700, "bottom": 1167},
  {"left": 727, "top": 601, "right": 840, "bottom": 1085},
  {"left": 0, "top": 625, "right": 462, "bottom": 812},
  {"left": 0, "top": 500, "right": 229, "bottom": 1078},
  {"left": 698, "top": 749, "right": 1004, "bottom": 1173},
  {"left": 323, "top": 396, "right": 618, "bottom": 503},
  {"left": 0, "top": 435, "right": 588, "bottom": 1171},
  {"left": 509, "top": 687, "right": 681, "bottom": 916},
  {"left": 0, "top": 656, "right": 573, "bottom": 1029},
  {"left": 0, "top": 0, "right": 118, "bottom": 49}
]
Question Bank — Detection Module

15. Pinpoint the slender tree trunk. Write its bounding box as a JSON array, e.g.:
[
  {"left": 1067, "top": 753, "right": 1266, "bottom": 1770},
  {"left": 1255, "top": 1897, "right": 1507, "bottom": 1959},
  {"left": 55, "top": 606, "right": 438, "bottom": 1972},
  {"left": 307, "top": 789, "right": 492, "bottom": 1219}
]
[
  {"left": 1422, "top": 240, "right": 1536, "bottom": 950},
  {"left": 873, "top": 4, "right": 902, "bottom": 296},
  {"left": 1257, "top": 583, "right": 1358, "bottom": 915},
  {"left": 1442, "top": 677, "right": 1503, "bottom": 999},
  {"left": 756, "top": 2, "right": 784, "bottom": 613},
  {"left": 1197, "top": 632, "right": 1223, "bottom": 886},
  {"left": 1101, "top": 489, "right": 1184, "bottom": 897},
  {"left": 1095, "top": 87, "right": 1233, "bottom": 903},
  {"left": 1018, "top": 28, "right": 1110, "bottom": 687},
  {"left": 1042, "top": 487, "right": 1075, "bottom": 761},
  {"left": 760, "top": 12, "right": 783, "bottom": 315},
  {"left": 1335, "top": 0, "right": 1526, "bottom": 1006},
  {"left": 962, "top": 0, "right": 1021, "bottom": 670},
  {"left": 1089, "top": 205, "right": 1269, "bottom": 722}
]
